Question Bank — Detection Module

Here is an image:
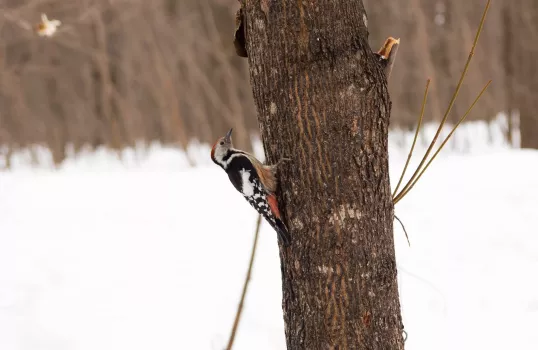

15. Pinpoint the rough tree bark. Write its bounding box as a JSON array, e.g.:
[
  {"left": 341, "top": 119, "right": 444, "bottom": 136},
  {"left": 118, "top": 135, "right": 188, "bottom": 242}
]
[
  {"left": 241, "top": 0, "right": 404, "bottom": 349},
  {"left": 517, "top": 0, "right": 538, "bottom": 149}
]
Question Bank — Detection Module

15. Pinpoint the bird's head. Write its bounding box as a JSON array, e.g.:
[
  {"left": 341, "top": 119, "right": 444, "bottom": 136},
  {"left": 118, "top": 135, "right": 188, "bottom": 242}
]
[{"left": 211, "top": 128, "right": 233, "bottom": 168}]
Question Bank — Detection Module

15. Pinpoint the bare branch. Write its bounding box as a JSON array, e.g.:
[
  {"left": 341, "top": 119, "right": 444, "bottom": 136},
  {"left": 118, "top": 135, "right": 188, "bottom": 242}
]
[{"left": 394, "top": 215, "right": 410, "bottom": 246}]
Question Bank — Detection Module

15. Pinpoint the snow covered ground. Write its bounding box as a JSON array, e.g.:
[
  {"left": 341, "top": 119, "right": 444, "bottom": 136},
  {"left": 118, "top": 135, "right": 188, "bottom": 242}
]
[{"left": 1, "top": 120, "right": 537, "bottom": 349}]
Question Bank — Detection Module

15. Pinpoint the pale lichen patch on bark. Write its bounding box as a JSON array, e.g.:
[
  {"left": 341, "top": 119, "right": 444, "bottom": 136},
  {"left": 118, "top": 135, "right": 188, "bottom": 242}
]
[
  {"left": 318, "top": 265, "right": 334, "bottom": 274},
  {"left": 329, "top": 204, "right": 361, "bottom": 227},
  {"left": 328, "top": 213, "right": 339, "bottom": 225},
  {"left": 348, "top": 206, "right": 360, "bottom": 219},
  {"left": 342, "top": 204, "right": 362, "bottom": 220},
  {"left": 255, "top": 18, "right": 265, "bottom": 30},
  {"left": 339, "top": 84, "right": 356, "bottom": 99},
  {"left": 270, "top": 101, "right": 277, "bottom": 115},
  {"left": 351, "top": 118, "right": 360, "bottom": 136},
  {"left": 346, "top": 84, "right": 356, "bottom": 97},
  {"left": 293, "top": 217, "right": 304, "bottom": 230}
]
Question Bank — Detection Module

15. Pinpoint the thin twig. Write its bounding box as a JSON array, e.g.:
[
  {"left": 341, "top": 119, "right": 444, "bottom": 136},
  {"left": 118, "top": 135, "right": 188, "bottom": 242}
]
[
  {"left": 394, "top": 80, "right": 491, "bottom": 204},
  {"left": 392, "top": 79, "right": 430, "bottom": 198},
  {"left": 225, "top": 215, "right": 262, "bottom": 350},
  {"left": 394, "top": 215, "right": 410, "bottom": 246},
  {"left": 393, "top": 0, "right": 491, "bottom": 204}
]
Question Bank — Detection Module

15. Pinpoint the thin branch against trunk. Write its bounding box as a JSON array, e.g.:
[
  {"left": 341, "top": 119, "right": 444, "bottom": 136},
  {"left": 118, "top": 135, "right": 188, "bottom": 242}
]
[{"left": 393, "top": 215, "right": 410, "bottom": 246}]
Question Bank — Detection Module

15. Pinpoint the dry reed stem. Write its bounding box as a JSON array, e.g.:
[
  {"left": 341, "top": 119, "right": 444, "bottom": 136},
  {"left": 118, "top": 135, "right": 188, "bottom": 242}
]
[
  {"left": 393, "top": 0, "right": 491, "bottom": 204},
  {"left": 392, "top": 79, "right": 430, "bottom": 198},
  {"left": 225, "top": 215, "right": 262, "bottom": 350},
  {"left": 394, "top": 80, "right": 492, "bottom": 204}
]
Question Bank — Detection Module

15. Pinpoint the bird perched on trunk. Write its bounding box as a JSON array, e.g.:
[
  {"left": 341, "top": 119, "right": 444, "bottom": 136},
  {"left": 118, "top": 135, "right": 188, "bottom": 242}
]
[{"left": 211, "top": 129, "right": 291, "bottom": 246}]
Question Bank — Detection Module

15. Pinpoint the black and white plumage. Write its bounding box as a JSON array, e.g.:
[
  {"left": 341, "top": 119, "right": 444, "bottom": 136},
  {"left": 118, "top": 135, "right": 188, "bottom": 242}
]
[{"left": 211, "top": 128, "right": 291, "bottom": 246}]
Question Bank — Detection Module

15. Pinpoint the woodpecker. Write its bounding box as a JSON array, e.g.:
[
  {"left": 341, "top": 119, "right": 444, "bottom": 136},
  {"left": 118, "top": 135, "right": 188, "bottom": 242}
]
[{"left": 211, "top": 129, "right": 291, "bottom": 246}]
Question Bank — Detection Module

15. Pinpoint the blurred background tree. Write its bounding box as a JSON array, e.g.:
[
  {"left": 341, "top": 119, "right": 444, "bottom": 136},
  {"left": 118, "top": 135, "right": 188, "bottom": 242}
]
[{"left": 0, "top": 0, "right": 537, "bottom": 166}]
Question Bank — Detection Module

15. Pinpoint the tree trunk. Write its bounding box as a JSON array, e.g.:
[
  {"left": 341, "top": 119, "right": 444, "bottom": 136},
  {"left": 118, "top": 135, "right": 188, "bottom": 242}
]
[
  {"left": 502, "top": 3, "right": 515, "bottom": 146},
  {"left": 242, "top": 1, "right": 404, "bottom": 349},
  {"left": 518, "top": 0, "right": 538, "bottom": 149}
]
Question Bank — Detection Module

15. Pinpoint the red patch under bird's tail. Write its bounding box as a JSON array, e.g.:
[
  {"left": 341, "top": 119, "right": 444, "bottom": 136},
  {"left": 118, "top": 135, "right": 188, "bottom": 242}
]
[{"left": 267, "top": 194, "right": 290, "bottom": 246}]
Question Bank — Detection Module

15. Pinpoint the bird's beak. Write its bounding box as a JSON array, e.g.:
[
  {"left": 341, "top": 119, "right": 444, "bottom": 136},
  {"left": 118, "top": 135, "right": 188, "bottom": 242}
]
[{"left": 224, "top": 128, "right": 233, "bottom": 143}]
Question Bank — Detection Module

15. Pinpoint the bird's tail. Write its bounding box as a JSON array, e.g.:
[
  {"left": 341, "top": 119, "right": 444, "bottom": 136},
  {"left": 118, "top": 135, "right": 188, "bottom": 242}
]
[{"left": 272, "top": 217, "right": 291, "bottom": 246}]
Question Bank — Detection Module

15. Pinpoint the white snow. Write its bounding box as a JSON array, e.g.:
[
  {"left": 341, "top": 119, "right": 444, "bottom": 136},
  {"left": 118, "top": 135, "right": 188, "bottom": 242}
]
[{"left": 1, "top": 119, "right": 537, "bottom": 349}]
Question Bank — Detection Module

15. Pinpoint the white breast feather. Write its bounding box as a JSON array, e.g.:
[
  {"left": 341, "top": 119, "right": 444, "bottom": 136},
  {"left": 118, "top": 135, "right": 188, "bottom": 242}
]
[{"left": 240, "top": 169, "right": 255, "bottom": 197}]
